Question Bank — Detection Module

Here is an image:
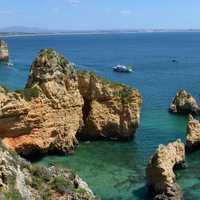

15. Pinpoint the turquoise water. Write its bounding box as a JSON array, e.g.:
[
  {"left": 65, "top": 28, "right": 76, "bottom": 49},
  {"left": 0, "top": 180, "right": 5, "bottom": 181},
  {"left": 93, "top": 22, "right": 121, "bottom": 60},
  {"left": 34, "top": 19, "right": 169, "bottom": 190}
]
[{"left": 1, "top": 33, "right": 200, "bottom": 199}]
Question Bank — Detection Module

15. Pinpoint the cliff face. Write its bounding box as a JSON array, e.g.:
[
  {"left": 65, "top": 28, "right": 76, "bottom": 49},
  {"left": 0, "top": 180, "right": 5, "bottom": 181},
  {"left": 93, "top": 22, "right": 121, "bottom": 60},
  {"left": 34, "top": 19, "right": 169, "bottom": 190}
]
[
  {"left": 0, "top": 49, "right": 142, "bottom": 156},
  {"left": 0, "top": 143, "right": 97, "bottom": 200},
  {"left": 77, "top": 71, "right": 142, "bottom": 140},
  {"left": 186, "top": 114, "right": 200, "bottom": 151},
  {"left": 146, "top": 140, "right": 185, "bottom": 200},
  {"left": 1, "top": 49, "right": 84, "bottom": 156},
  {"left": 0, "top": 40, "right": 9, "bottom": 63},
  {"left": 169, "top": 90, "right": 200, "bottom": 115}
]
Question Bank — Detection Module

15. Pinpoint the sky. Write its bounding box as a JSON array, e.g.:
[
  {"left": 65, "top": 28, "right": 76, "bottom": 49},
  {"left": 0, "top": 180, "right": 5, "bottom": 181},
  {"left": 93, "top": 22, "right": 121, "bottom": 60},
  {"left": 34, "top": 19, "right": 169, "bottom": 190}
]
[{"left": 0, "top": 0, "right": 200, "bottom": 30}]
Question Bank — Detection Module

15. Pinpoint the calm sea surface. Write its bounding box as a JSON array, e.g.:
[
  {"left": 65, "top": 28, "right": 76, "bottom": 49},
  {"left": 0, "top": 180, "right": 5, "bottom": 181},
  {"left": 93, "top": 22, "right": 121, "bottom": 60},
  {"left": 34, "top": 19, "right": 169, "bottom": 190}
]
[{"left": 1, "top": 32, "right": 200, "bottom": 200}]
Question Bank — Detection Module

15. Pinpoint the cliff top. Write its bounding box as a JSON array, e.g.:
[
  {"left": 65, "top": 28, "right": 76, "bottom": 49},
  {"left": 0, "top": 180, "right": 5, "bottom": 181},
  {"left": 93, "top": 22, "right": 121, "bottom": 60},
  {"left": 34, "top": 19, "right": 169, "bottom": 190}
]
[{"left": 0, "top": 142, "right": 97, "bottom": 199}]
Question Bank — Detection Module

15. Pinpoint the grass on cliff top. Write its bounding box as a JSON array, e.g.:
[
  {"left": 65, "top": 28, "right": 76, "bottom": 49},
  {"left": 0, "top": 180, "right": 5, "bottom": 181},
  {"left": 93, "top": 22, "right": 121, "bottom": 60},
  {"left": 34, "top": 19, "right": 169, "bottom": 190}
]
[
  {"left": 78, "top": 70, "right": 135, "bottom": 98},
  {"left": 27, "top": 165, "right": 88, "bottom": 199},
  {"left": 3, "top": 175, "right": 23, "bottom": 200},
  {"left": 0, "top": 85, "right": 40, "bottom": 101},
  {"left": 78, "top": 70, "right": 134, "bottom": 87},
  {"left": 39, "top": 48, "right": 70, "bottom": 64},
  {"left": 15, "top": 87, "right": 40, "bottom": 101}
]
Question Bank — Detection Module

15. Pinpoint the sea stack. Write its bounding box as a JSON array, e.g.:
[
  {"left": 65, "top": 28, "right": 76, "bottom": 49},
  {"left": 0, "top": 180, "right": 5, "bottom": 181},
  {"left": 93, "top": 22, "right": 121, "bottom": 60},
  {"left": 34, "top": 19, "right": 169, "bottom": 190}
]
[
  {"left": 0, "top": 40, "right": 9, "bottom": 63},
  {"left": 0, "top": 49, "right": 142, "bottom": 157},
  {"left": 186, "top": 114, "right": 200, "bottom": 151},
  {"left": 146, "top": 139, "right": 185, "bottom": 200},
  {"left": 169, "top": 89, "right": 200, "bottom": 115}
]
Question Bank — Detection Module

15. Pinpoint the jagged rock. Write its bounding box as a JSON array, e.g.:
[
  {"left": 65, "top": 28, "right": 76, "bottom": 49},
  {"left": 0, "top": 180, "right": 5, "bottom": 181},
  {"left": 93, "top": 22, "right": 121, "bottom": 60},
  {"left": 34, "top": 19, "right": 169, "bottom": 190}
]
[
  {"left": 0, "top": 49, "right": 142, "bottom": 156},
  {"left": 0, "top": 142, "right": 97, "bottom": 200},
  {"left": 186, "top": 114, "right": 200, "bottom": 151},
  {"left": 77, "top": 71, "right": 142, "bottom": 140},
  {"left": 146, "top": 140, "right": 185, "bottom": 200},
  {"left": 169, "top": 90, "right": 200, "bottom": 115},
  {"left": 0, "top": 40, "right": 9, "bottom": 63},
  {"left": 1, "top": 49, "right": 84, "bottom": 156}
]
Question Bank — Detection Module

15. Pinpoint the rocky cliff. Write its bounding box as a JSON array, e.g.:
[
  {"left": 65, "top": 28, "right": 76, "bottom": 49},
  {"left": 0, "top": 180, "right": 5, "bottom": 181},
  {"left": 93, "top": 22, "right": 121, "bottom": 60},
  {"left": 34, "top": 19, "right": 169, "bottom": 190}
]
[
  {"left": 169, "top": 90, "right": 200, "bottom": 115},
  {"left": 186, "top": 114, "right": 200, "bottom": 151},
  {"left": 0, "top": 40, "right": 9, "bottom": 63},
  {"left": 0, "top": 142, "right": 97, "bottom": 200},
  {"left": 0, "top": 49, "right": 142, "bottom": 156},
  {"left": 77, "top": 71, "right": 141, "bottom": 140},
  {"left": 146, "top": 140, "right": 185, "bottom": 200}
]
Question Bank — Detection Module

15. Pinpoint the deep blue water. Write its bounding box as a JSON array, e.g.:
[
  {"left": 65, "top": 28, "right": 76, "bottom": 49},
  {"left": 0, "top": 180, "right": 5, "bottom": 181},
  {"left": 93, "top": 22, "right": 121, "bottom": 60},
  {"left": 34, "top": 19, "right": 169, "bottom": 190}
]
[{"left": 1, "top": 32, "right": 200, "bottom": 199}]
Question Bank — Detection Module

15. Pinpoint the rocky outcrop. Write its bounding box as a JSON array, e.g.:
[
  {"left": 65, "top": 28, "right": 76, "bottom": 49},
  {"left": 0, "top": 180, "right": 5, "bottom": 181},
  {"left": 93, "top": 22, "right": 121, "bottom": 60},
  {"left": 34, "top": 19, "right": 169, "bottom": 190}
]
[
  {"left": 146, "top": 140, "right": 185, "bottom": 200},
  {"left": 0, "top": 40, "right": 9, "bottom": 63},
  {"left": 169, "top": 90, "right": 200, "bottom": 115},
  {"left": 186, "top": 114, "right": 200, "bottom": 151},
  {"left": 77, "top": 71, "right": 142, "bottom": 140},
  {"left": 0, "top": 49, "right": 142, "bottom": 156},
  {"left": 0, "top": 142, "right": 97, "bottom": 200},
  {"left": 0, "top": 49, "right": 84, "bottom": 156}
]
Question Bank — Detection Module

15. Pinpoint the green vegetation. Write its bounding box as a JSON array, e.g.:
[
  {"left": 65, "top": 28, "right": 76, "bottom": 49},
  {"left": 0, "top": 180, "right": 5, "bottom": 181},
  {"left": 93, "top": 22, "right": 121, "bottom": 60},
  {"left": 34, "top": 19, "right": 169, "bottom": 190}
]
[
  {"left": 113, "top": 87, "right": 133, "bottom": 99},
  {"left": 15, "top": 87, "right": 40, "bottom": 101},
  {"left": 78, "top": 70, "right": 128, "bottom": 87},
  {"left": 51, "top": 176, "right": 74, "bottom": 193},
  {"left": 28, "top": 165, "right": 80, "bottom": 197},
  {"left": 78, "top": 69, "right": 135, "bottom": 101},
  {"left": 3, "top": 190, "right": 22, "bottom": 200},
  {"left": 40, "top": 48, "right": 57, "bottom": 60},
  {"left": 76, "top": 188, "right": 87, "bottom": 194},
  {"left": 1, "top": 85, "right": 10, "bottom": 93},
  {"left": 3, "top": 176, "right": 23, "bottom": 200}
]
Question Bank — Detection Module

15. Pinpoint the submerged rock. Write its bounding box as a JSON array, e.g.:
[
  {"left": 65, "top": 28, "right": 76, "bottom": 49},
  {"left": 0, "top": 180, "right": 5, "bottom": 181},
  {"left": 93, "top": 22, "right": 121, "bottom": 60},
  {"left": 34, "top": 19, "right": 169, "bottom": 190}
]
[
  {"left": 0, "top": 49, "right": 142, "bottom": 156},
  {"left": 0, "top": 40, "right": 9, "bottom": 63},
  {"left": 186, "top": 114, "right": 200, "bottom": 151},
  {"left": 0, "top": 142, "right": 97, "bottom": 200},
  {"left": 146, "top": 139, "right": 185, "bottom": 200},
  {"left": 169, "top": 90, "right": 200, "bottom": 115}
]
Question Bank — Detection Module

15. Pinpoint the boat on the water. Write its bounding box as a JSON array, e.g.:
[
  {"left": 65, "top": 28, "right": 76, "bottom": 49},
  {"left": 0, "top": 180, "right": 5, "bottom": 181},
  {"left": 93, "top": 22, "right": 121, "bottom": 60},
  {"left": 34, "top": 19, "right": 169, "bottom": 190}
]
[{"left": 112, "top": 65, "right": 133, "bottom": 73}]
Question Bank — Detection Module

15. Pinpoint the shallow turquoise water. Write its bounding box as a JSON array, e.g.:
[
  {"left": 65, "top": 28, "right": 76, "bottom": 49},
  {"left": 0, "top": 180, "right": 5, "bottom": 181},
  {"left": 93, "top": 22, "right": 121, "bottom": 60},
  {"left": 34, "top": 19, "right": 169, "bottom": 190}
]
[{"left": 1, "top": 33, "right": 200, "bottom": 199}]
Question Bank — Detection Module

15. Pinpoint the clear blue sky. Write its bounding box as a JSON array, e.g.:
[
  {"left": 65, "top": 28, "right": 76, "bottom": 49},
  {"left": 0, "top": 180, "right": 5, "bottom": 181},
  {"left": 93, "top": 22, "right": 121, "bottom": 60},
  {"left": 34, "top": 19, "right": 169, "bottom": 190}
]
[{"left": 0, "top": 0, "right": 200, "bottom": 30}]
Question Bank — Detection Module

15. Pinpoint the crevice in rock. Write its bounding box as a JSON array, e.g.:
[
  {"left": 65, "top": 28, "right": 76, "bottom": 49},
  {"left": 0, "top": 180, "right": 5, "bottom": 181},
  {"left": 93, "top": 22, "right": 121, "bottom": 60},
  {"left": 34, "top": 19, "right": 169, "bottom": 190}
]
[
  {"left": 82, "top": 97, "right": 92, "bottom": 124},
  {"left": 77, "top": 97, "right": 92, "bottom": 140}
]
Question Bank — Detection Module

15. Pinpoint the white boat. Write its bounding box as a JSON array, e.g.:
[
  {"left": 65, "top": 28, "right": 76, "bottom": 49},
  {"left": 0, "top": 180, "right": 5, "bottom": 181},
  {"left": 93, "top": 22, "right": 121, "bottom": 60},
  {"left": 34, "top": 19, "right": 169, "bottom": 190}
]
[
  {"left": 112, "top": 65, "right": 133, "bottom": 73},
  {"left": 7, "top": 62, "right": 14, "bottom": 66}
]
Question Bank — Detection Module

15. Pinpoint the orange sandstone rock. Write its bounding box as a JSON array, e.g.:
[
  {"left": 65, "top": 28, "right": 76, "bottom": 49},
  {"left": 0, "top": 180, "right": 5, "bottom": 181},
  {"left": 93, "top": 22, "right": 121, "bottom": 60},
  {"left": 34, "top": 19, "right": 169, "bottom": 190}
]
[
  {"left": 186, "top": 114, "right": 200, "bottom": 150},
  {"left": 146, "top": 140, "right": 185, "bottom": 200},
  {"left": 0, "top": 49, "right": 142, "bottom": 156}
]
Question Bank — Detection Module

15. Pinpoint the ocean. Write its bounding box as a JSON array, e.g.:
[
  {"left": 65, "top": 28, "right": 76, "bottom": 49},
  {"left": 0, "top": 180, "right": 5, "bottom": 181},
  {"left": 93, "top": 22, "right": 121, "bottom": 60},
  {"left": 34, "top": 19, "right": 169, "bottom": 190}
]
[{"left": 1, "top": 32, "right": 200, "bottom": 200}]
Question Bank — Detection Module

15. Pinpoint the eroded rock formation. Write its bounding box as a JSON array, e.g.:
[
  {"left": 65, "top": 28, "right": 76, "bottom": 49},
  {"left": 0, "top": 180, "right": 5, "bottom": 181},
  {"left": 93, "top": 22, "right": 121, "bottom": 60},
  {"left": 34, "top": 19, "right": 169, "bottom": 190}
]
[
  {"left": 169, "top": 90, "right": 200, "bottom": 115},
  {"left": 146, "top": 139, "right": 185, "bottom": 200},
  {"left": 0, "top": 142, "right": 97, "bottom": 200},
  {"left": 0, "top": 40, "right": 9, "bottom": 63},
  {"left": 0, "top": 49, "right": 142, "bottom": 156},
  {"left": 77, "top": 71, "right": 142, "bottom": 140},
  {"left": 186, "top": 114, "right": 200, "bottom": 151}
]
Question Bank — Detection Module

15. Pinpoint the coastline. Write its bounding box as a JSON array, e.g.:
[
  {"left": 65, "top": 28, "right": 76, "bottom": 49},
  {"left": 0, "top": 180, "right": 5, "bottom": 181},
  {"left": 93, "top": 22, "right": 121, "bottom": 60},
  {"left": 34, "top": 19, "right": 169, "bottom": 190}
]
[{"left": 2, "top": 29, "right": 200, "bottom": 38}]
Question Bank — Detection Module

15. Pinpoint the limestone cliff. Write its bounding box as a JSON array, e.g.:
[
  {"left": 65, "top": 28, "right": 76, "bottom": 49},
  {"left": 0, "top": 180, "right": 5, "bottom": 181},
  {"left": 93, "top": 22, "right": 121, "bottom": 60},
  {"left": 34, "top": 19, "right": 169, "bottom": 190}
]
[
  {"left": 0, "top": 40, "right": 9, "bottom": 63},
  {"left": 146, "top": 140, "right": 185, "bottom": 200},
  {"left": 186, "top": 114, "right": 200, "bottom": 151},
  {"left": 1, "top": 49, "right": 84, "bottom": 156},
  {"left": 0, "top": 142, "right": 97, "bottom": 200},
  {"left": 169, "top": 90, "right": 200, "bottom": 115},
  {"left": 0, "top": 49, "right": 142, "bottom": 156},
  {"left": 77, "top": 71, "right": 142, "bottom": 140}
]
